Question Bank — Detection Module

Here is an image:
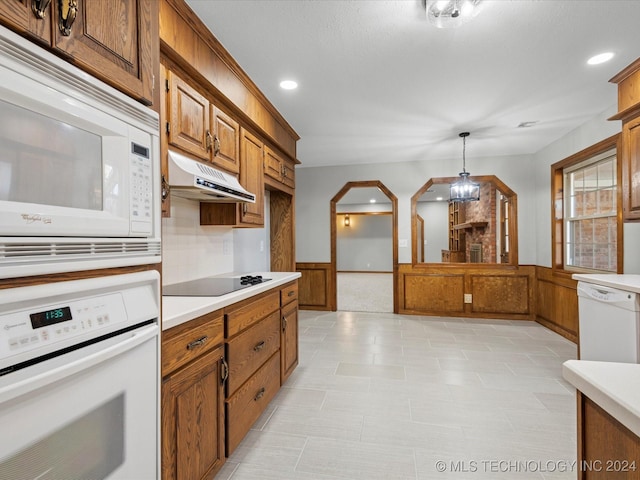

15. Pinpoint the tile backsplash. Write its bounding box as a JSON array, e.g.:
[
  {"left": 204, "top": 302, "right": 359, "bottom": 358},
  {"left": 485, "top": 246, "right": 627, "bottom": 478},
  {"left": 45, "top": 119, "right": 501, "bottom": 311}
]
[
  {"left": 162, "top": 196, "right": 234, "bottom": 286},
  {"left": 162, "top": 194, "right": 270, "bottom": 286}
]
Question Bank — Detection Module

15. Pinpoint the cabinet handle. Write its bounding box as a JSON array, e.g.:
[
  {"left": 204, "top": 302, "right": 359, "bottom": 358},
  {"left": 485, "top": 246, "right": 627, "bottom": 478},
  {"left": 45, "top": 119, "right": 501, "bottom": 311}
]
[
  {"left": 206, "top": 130, "right": 213, "bottom": 152},
  {"left": 253, "top": 340, "right": 265, "bottom": 352},
  {"left": 242, "top": 203, "right": 248, "bottom": 215},
  {"left": 220, "top": 357, "right": 229, "bottom": 384},
  {"left": 254, "top": 387, "right": 265, "bottom": 401},
  {"left": 58, "top": 0, "right": 77, "bottom": 36},
  {"left": 161, "top": 175, "right": 170, "bottom": 201},
  {"left": 186, "top": 336, "right": 208, "bottom": 350},
  {"left": 281, "top": 316, "right": 287, "bottom": 332},
  {"left": 287, "top": 290, "right": 295, "bottom": 297},
  {"left": 32, "top": 0, "right": 51, "bottom": 19},
  {"left": 213, "top": 136, "right": 221, "bottom": 156}
]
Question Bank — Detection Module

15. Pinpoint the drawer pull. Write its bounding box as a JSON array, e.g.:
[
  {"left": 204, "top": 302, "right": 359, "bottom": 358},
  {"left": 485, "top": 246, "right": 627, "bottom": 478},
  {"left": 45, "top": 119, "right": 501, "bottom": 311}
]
[
  {"left": 221, "top": 357, "right": 229, "bottom": 384},
  {"left": 253, "top": 341, "right": 266, "bottom": 352},
  {"left": 186, "top": 336, "right": 208, "bottom": 350},
  {"left": 254, "top": 387, "right": 266, "bottom": 401},
  {"left": 287, "top": 290, "right": 295, "bottom": 297}
]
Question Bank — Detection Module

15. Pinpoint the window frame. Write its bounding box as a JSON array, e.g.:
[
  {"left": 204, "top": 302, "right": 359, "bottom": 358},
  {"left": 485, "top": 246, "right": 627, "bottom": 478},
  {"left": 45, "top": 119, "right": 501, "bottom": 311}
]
[{"left": 551, "top": 134, "right": 623, "bottom": 274}]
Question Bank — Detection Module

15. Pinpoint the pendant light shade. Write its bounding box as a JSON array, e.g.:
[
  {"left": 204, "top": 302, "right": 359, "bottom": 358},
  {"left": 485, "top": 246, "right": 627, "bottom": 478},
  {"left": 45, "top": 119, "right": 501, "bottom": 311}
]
[{"left": 450, "top": 132, "right": 480, "bottom": 202}]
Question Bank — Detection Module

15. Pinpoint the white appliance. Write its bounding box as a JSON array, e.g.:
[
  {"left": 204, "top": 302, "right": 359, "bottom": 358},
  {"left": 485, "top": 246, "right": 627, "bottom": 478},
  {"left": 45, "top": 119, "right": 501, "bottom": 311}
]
[
  {"left": 0, "top": 25, "right": 161, "bottom": 279},
  {"left": 0, "top": 271, "right": 160, "bottom": 479},
  {"left": 167, "top": 149, "right": 256, "bottom": 203},
  {"left": 577, "top": 281, "right": 640, "bottom": 363}
]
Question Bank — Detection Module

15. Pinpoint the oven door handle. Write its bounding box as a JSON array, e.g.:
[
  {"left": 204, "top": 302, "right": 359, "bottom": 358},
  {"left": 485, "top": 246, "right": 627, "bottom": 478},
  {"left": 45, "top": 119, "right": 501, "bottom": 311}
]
[{"left": 0, "top": 324, "right": 159, "bottom": 404}]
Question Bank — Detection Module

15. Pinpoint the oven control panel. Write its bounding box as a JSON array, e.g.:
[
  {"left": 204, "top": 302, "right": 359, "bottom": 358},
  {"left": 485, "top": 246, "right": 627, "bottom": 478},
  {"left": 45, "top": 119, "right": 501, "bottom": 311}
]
[{"left": 0, "top": 293, "right": 127, "bottom": 358}]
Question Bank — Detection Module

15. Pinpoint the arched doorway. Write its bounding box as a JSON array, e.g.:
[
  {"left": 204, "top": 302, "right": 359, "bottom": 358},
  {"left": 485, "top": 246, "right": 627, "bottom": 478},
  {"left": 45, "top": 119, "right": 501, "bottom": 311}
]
[{"left": 330, "top": 180, "right": 398, "bottom": 313}]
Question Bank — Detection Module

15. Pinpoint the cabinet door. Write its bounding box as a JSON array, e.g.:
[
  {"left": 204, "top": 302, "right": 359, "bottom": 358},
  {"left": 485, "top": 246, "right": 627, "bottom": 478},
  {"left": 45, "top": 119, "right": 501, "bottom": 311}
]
[
  {"left": 212, "top": 106, "right": 240, "bottom": 174},
  {"left": 0, "top": 0, "right": 52, "bottom": 44},
  {"left": 280, "top": 301, "right": 298, "bottom": 384},
  {"left": 51, "top": 0, "right": 155, "bottom": 105},
  {"left": 162, "top": 346, "right": 226, "bottom": 480},
  {"left": 264, "top": 145, "right": 283, "bottom": 182},
  {"left": 168, "top": 72, "right": 211, "bottom": 161},
  {"left": 238, "top": 128, "right": 264, "bottom": 226},
  {"left": 623, "top": 118, "right": 640, "bottom": 221},
  {"left": 281, "top": 157, "right": 295, "bottom": 189}
]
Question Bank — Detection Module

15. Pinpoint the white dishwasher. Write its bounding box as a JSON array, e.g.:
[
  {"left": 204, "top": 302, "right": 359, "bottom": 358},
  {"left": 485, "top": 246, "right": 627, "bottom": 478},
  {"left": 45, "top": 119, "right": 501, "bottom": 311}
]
[{"left": 577, "top": 281, "right": 640, "bottom": 363}]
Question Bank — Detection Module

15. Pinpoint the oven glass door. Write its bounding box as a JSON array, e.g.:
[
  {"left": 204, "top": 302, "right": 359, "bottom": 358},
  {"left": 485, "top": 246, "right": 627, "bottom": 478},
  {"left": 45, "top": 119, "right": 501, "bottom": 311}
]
[{"left": 0, "top": 324, "right": 159, "bottom": 480}]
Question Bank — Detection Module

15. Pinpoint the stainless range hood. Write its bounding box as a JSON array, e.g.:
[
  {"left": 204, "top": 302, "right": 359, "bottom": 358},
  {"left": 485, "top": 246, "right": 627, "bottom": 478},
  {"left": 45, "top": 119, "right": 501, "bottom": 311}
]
[{"left": 167, "top": 150, "right": 256, "bottom": 203}]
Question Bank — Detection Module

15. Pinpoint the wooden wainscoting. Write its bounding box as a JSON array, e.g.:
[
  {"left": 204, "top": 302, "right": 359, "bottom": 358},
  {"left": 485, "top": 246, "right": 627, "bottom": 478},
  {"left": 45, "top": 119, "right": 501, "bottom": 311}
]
[
  {"left": 296, "top": 263, "right": 333, "bottom": 310},
  {"left": 398, "top": 263, "right": 535, "bottom": 320},
  {"left": 535, "top": 266, "right": 578, "bottom": 343}
]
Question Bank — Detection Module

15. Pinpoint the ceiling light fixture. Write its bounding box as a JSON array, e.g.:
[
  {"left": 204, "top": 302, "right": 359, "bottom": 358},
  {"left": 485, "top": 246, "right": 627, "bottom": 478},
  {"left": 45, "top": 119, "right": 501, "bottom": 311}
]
[
  {"left": 450, "top": 132, "right": 480, "bottom": 202},
  {"left": 426, "top": 0, "right": 482, "bottom": 29},
  {"left": 279, "top": 80, "right": 298, "bottom": 90},
  {"left": 369, "top": 199, "right": 376, "bottom": 204},
  {"left": 587, "top": 52, "right": 614, "bottom": 65}
]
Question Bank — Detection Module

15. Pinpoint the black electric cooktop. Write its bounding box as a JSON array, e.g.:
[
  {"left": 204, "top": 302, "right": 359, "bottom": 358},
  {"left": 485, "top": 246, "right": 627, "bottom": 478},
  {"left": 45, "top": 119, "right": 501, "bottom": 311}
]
[{"left": 163, "top": 275, "right": 271, "bottom": 297}]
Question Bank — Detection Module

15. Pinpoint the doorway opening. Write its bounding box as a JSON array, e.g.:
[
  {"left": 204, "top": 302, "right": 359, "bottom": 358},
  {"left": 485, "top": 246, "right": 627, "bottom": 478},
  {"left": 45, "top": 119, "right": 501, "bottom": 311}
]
[{"left": 330, "top": 181, "right": 398, "bottom": 313}]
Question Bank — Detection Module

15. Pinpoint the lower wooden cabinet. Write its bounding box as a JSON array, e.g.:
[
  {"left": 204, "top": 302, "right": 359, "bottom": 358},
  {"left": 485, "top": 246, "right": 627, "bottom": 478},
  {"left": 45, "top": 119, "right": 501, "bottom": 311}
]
[
  {"left": 162, "top": 345, "right": 226, "bottom": 480},
  {"left": 578, "top": 393, "right": 640, "bottom": 479},
  {"left": 162, "top": 280, "right": 300, "bottom": 478}
]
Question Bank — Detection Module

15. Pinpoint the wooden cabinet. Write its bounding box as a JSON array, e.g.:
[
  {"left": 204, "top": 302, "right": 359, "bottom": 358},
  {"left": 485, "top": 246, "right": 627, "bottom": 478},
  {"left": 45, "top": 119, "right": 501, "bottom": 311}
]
[
  {"left": 577, "top": 392, "right": 640, "bottom": 479},
  {"left": 200, "top": 127, "right": 265, "bottom": 227},
  {"left": 609, "top": 58, "right": 640, "bottom": 221},
  {"left": 0, "top": 0, "right": 52, "bottom": 45},
  {"left": 264, "top": 145, "right": 295, "bottom": 190},
  {"left": 161, "top": 311, "right": 227, "bottom": 480},
  {"left": 224, "top": 290, "right": 281, "bottom": 455},
  {"left": 280, "top": 281, "right": 299, "bottom": 384},
  {"left": 166, "top": 70, "right": 241, "bottom": 174},
  {"left": 0, "top": 0, "right": 156, "bottom": 105}
]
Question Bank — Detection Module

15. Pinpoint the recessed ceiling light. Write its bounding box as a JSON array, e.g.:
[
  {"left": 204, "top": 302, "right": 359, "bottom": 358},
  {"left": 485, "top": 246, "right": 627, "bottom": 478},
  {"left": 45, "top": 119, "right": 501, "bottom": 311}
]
[
  {"left": 279, "top": 80, "right": 298, "bottom": 90},
  {"left": 436, "top": 196, "right": 444, "bottom": 201},
  {"left": 369, "top": 199, "right": 376, "bottom": 203},
  {"left": 587, "top": 52, "right": 614, "bottom": 65}
]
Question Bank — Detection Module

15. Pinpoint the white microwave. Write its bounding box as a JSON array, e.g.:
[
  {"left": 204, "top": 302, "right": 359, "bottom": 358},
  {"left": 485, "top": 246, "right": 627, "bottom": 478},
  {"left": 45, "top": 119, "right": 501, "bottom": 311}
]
[{"left": 0, "top": 26, "right": 161, "bottom": 279}]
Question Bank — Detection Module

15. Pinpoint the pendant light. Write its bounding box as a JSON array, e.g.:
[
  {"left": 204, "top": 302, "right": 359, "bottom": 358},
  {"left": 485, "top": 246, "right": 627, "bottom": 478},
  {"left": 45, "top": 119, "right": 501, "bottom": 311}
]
[{"left": 450, "top": 132, "right": 480, "bottom": 202}]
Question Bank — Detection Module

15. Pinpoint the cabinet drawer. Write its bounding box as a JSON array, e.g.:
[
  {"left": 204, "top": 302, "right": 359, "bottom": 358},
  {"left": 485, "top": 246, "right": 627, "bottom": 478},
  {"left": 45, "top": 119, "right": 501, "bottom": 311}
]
[
  {"left": 162, "top": 311, "right": 224, "bottom": 377},
  {"left": 226, "top": 352, "right": 280, "bottom": 455},
  {"left": 227, "top": 311, "right": 280, "bottom": 395},
  {"left": 225, "top": 291, "right": 280, "bottom": 338},
  {"left": 280, "top": 282, "right": 298, "bottom": 307}
]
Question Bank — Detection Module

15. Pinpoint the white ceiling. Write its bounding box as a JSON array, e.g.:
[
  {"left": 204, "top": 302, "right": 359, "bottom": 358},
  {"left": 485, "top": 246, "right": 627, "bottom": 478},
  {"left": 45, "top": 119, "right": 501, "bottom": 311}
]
[{"left": 186, "top": 0, "right": 640, "bottom": 169}]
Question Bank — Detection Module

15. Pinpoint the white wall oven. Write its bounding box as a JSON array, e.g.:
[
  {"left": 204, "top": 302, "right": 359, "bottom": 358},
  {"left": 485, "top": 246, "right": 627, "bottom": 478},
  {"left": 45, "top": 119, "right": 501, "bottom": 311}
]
[
  {"left": 0, "top": 25, "right": 161, "bottom": 279},
  {"left": 0, "top": 271, "right": 160, "bottom": 479}
]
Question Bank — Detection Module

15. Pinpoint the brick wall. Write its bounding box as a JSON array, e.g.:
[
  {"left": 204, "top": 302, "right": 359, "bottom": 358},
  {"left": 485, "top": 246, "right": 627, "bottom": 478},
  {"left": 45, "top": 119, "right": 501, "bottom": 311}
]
[{"left": 462, "top": 182, "right": 497, "bottom": 263}]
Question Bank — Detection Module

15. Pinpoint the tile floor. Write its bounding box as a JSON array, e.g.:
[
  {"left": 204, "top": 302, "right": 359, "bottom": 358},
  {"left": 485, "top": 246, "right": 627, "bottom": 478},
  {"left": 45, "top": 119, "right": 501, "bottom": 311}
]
[
  {"left": 217, "top": 311, "right": 578, "bottom": 480},
  {"left": 337, "top": 273, "right": 394, "bottom": 313}
]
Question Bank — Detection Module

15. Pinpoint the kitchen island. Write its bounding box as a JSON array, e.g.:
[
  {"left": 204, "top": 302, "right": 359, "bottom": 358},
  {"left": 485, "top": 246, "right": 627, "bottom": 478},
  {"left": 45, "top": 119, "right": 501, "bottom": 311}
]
[{"left": 563, "top": 360, "right": 640, "bottom": 479}]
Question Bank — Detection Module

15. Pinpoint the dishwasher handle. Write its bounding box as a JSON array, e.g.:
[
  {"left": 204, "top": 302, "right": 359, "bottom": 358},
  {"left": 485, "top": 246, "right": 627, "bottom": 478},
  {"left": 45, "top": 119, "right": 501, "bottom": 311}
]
[{"left": 577, "top": 282, "right": 638, "bottom": 308}]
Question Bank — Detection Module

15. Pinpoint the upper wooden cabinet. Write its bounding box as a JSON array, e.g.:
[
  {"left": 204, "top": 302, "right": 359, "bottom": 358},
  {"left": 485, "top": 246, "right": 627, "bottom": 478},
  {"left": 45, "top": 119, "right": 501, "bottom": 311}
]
[
  {"left": 264, "top": 145, "right": 295, "bottom": 191},
  {"left": 0, "top": 0, "right": 156, "bottom": 105},
  {"left": 166, "top": 69, "right": 240, "bottom": 174},
  {"left": 609, "top": 58, "right": 640, "bottom": 221}
]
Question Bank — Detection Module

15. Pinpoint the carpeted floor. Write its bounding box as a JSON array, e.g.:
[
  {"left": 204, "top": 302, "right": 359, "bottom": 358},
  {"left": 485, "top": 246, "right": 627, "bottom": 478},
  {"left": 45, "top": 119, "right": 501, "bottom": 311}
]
[{"left": 337, "top": 272, "right": 393, "bottom": 313}]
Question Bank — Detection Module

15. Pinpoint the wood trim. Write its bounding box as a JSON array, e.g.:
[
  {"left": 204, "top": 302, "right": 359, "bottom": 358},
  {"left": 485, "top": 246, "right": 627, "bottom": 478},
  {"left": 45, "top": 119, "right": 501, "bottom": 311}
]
[
  {"left": 296, "top": 263, "right": 333, "bottom": 311},
  {"left": 550, "top": 134, "right": 622, "bottom": 274},
  {"left": 534, "top": 265, "right": 578, "bottom": 343},
  {"left": 411, "top": 175, "right": 518, "bottom": 266},
  {"left": 397, "top": 263, "right": 535, "bottom": 320},
  {"left": 337, "top": 271, "right": 393, "bottom": 274},
  {"left": 330, "top": 181, "right": 399, "bottom": 313}
]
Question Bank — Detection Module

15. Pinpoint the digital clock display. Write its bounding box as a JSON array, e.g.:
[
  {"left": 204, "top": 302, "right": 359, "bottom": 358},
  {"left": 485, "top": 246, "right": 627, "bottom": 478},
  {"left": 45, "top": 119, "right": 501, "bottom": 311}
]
[{"left": 30, "top": 306, "right": 73, "bottom": 329}]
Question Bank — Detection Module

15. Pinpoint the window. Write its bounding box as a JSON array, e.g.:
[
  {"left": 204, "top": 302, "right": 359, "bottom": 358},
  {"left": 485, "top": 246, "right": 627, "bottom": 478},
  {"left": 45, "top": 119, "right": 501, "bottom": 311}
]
[
  {"left": 564, "top": 151, "right": 617, "bottom": 271},
  {"left": 551, "top": 134, "right": 621, "bottom": 273}
]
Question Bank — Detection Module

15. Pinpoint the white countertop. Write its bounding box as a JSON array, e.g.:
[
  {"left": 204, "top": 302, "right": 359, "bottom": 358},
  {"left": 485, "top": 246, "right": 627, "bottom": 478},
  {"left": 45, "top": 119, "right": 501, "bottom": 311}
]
[
  {"left": 161, "top": 272, "right": 301, "bottom": 330},
  {"left": 563, "top": 359, "right": 640, "bottom": 437},
  {"left": 572, "top": 274, "right": 640, "bottom": 293}
]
